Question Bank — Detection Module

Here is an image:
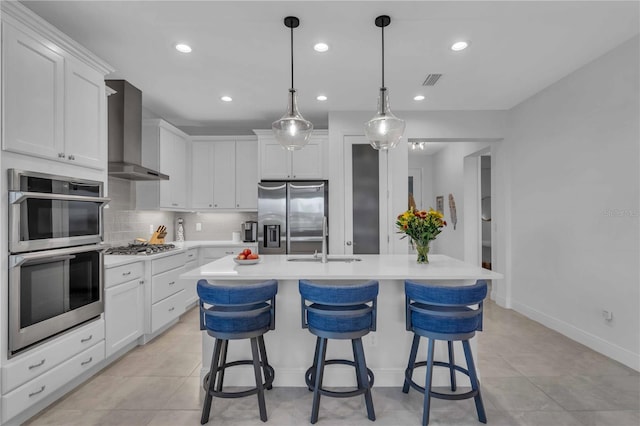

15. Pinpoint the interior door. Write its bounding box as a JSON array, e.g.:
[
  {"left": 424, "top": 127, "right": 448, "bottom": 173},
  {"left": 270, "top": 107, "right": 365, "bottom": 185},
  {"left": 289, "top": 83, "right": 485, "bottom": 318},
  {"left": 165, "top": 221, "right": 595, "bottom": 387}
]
[{"left": 344, "top": 136, "right": 387, "bottom": 255}]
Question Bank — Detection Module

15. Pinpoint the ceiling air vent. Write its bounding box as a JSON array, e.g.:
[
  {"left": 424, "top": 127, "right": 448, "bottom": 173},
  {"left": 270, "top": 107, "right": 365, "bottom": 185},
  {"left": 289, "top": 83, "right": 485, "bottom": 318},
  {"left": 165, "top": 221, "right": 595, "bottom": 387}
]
[{"left": 422, "top": 74, "right": 442, "bottom": 86}]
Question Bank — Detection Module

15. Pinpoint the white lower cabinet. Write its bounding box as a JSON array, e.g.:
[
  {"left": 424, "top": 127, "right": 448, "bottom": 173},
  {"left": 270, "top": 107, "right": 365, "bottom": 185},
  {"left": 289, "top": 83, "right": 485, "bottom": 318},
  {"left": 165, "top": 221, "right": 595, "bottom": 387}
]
[
  {"left": 2, "top": 339, "right": 105, "bottom": 423},
  {"left": 149, "top": 252, "right": 187, "bottom": 333},
  {"left": 105, "top": 279, "right": 144, "bottom": 358}
]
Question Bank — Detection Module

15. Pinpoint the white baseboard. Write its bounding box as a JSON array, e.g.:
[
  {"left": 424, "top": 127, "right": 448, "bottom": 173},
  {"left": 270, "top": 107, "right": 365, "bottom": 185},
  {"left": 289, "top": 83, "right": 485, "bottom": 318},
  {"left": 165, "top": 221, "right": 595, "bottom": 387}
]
[{"left": 511, "top": 300, "right": 639, "bottom": 371}]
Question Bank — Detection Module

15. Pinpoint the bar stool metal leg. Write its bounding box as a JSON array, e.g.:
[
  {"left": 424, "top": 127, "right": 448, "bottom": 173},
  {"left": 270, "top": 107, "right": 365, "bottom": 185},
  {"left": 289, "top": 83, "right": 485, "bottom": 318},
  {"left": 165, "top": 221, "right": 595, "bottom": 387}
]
[
  {"left": 308, "top": 337, "right": 321, "bottom": 391},
  {"left": 258, "top": 336, "right": 273, "bottom": 390},
  {"left": 215, "top": 339, "right": 228, "bottom": 392},
  {"left": 353, "top": 338, "right": 376, "bottom": 421},
  {"left": 310, "top": 337, "right": 328, "bottom": 424},
  {"left": 250, "top": 337, "right": 268, "bottom": 422},
  {"left": 201, "top": 338, "right": 223, "bottom": 425},
  {"left": 462, "top": 340, "right": 487, "bottom": 424},
  {"left": 403, "top": 334, "right": 420, "bottom": 393},
  {"left": 422, "top": 338, "right": 435, "bottom": 426},
  {"left": 447, "top": 341, "right": 457, "bottom": 392}
]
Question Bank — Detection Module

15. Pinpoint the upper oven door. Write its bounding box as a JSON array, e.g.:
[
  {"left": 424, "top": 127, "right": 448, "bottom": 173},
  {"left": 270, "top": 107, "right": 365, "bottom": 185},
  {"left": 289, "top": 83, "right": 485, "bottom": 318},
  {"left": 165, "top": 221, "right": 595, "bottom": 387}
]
[{"left": 8, "top": 170, "right": 110, "bottom": 253}]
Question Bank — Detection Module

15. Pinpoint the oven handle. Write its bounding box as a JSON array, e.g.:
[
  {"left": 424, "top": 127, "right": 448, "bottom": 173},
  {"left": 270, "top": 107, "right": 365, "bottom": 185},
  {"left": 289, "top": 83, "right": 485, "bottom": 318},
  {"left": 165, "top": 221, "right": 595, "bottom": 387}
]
[
  {"left": 9, "top": 244, "right": 106, "bottom": 268},
  {"left": 9, "top": 191, "right": 111, "bottom": 205}
]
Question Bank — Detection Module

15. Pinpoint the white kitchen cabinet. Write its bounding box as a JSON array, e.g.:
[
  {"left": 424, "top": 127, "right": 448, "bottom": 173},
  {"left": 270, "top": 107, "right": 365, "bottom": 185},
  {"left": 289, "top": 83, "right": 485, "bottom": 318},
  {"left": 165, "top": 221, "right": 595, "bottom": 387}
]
[
  {"left": 190, "top": 136, "right": 258, "bottom": 210},
  {"left": 104, "top": 261, "right": 144, "bottom": 358},
  {"left": 182, "top": 248, "right": 199, "bottom": 307},
  {"left": 138, "top": 119, "right": 190, "bottom": 210},
  {"left": 1, "top": 16, "right": 111, "bottom": 170},
  {"left": 148, "top": 252, "right": 186, "bottom": 333},
  {"left": 256, "top": 130, "right": 327, "bottom": 180}
]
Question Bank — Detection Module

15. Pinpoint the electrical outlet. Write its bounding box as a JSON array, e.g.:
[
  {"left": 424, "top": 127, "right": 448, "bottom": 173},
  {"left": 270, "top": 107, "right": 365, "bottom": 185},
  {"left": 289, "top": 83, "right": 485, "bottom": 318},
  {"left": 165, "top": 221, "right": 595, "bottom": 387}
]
[
  {"left": 602, "top": 310, "right": 613, "bottom": 321},
  {"left": 149, "top": 224, "right": 154, "bottom": 234},
  {"left": 196, "top": 223, "right": 202, "bottom": 232}
]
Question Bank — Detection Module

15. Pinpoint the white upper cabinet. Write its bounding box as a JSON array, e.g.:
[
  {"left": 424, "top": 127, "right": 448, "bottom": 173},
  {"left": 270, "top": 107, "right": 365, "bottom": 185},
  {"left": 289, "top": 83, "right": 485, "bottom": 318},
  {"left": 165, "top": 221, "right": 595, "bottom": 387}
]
[
  {"left": 190, "top": 137, "right": 258, "bottom": 211},
  {"left": 2, "top": 22, "right": 65, "bottom": 160},
  {"left": 255, "top": 130, "right": 327, "bottom": 180},
  {"left": 1, "top": 5, "right": 113, "bottom": 170},
  {"left": 137, "top": 119, "right": 190, "bottom": 210}
]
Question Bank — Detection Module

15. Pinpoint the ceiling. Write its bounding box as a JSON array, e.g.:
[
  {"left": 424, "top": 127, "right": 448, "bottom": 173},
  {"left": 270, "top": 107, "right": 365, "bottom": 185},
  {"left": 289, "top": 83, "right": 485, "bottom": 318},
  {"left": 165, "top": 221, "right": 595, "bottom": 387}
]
[{"left": 22, "top": 1, "right": 639, "bottom": 135}]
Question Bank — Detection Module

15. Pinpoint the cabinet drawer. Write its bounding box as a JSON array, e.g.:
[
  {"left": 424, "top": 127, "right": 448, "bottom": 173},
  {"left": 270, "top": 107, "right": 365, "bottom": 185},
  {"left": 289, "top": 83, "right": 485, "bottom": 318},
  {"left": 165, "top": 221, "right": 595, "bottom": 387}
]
[
  {"left": 151, "top": 290, "right": 184, "bottom": 332},
  {"left": 185, "top": 249, "right": 198, "bottom": 263},
  {"left": 151, "top": 266, "right": 183, "bottom": 304},
  {"left": 2, "top": 341, "right": 105, "bottom": 423},
  {"left": 200, "top": 246, "right": 248, "bottom": 259},
  {"left": 183, "top": 259, "right": 198, "bottom": 274},
  {"left": 151, "top": 252, "right": 186, "bottom": 275},
  {"left": 2, "top": 319, "right": 104, "bottom": 393},
  {"left": 105, "top": 261, "right": 144, "bottom": 288}
]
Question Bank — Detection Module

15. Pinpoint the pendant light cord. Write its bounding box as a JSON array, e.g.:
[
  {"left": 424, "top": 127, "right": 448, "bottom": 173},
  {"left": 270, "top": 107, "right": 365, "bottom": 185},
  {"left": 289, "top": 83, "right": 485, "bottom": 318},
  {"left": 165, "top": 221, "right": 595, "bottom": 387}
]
[
  {"left": 290, "top": 24, "right": 294, "bottom": 89},
  {"left": 381, "top": 24, "right": 385, "bottom": 88}
]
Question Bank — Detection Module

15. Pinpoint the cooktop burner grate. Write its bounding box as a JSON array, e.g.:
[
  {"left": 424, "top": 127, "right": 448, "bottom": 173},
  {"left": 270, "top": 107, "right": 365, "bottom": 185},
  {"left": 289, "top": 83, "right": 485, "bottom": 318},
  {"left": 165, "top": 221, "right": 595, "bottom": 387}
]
[{"left": 105, "top": 242, "right": 176, "bottom": 255}]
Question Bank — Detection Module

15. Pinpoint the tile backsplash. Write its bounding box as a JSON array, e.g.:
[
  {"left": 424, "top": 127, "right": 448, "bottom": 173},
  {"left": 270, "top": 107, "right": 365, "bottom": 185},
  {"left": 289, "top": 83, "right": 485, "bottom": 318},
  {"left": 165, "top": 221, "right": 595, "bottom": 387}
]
[{"left": 104, "top": 178, "right": 256, "bottom": 245}]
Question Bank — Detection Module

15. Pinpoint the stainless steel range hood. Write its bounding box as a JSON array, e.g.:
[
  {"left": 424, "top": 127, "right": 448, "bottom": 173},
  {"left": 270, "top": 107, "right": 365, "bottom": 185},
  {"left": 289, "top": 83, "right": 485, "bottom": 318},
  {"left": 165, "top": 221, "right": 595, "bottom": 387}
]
[{"left": 106, "top": 80, "right": 169, "bottom": 180}]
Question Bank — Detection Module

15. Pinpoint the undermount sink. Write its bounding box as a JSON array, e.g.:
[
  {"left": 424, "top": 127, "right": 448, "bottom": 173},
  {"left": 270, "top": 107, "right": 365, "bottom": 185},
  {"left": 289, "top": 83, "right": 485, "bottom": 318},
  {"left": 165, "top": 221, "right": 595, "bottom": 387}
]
[{"left": 287, "top": 256, "right": 362, "bottom": 263}]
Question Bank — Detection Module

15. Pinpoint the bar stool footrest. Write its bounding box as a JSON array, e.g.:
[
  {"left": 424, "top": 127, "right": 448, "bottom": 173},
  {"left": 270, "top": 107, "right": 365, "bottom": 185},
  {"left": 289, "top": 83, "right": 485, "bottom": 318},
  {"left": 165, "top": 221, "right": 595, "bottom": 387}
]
[
  {"left": 203, "top": 359, "right": 275, "bottom": 399},
  {"left": 405, "top": 360, "right": 478, "bottom": 400},
  {"left": 305, "top": 359, "right": 374, "bottom": 398}
]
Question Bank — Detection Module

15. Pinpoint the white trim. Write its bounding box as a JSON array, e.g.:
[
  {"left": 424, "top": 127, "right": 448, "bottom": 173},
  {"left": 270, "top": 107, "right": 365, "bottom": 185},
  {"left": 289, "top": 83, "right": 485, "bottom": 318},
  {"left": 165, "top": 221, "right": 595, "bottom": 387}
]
[{"left": 512, "top": 300, "right": 640, "bottom": 371}]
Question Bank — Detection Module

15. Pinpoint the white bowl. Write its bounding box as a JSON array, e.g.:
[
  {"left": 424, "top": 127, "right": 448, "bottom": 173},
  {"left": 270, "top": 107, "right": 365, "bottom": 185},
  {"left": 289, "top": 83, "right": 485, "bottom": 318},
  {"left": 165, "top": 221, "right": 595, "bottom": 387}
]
[{"left": 233, "top": 257, "right": 261, "bottom": 265}]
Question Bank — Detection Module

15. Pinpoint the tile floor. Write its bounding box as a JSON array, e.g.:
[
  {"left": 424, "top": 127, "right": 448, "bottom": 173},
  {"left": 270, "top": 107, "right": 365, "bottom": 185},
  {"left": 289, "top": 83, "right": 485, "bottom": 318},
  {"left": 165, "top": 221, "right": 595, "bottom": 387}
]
[{"left": 26, "top": 300, "right": 639, "bottom": 426}]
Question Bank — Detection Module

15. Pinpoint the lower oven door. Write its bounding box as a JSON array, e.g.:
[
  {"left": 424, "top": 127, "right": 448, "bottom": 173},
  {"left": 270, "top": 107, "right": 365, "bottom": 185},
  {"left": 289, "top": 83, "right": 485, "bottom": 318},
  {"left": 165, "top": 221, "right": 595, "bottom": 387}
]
[{"left": 9, "top": 245, "right": 104, "bottom": 356}]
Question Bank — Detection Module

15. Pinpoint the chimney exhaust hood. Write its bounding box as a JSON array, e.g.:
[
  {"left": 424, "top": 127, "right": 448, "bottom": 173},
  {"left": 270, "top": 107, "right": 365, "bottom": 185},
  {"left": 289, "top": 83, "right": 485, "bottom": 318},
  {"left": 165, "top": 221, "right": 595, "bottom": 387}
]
[{"left": 106, "top": 80, "right": 169, "bottom": 181}]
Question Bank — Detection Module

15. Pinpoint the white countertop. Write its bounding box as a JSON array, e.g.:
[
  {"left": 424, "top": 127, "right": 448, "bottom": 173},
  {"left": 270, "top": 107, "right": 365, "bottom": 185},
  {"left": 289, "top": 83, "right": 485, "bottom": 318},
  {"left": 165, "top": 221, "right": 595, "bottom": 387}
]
[
  {"left": 104, "top": 240, "right": 257, "bottom": 268},
  {"left": 180, "top": 254, "right": 503, "bottom": 281}
]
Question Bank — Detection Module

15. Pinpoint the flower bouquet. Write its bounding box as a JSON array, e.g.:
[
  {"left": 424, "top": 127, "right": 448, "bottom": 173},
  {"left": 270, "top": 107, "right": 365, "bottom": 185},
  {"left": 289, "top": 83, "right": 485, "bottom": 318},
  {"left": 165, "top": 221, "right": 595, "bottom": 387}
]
[{"left": 396, "top": 208, "right": 446, "bottom": 263}]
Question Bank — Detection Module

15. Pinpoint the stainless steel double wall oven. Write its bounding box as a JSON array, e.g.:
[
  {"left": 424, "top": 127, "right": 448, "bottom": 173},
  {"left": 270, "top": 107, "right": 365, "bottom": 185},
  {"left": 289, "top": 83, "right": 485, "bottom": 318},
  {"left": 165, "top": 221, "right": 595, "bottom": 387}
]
[{"left": 8, "top": 170, "right": 109, "bottom": 356}]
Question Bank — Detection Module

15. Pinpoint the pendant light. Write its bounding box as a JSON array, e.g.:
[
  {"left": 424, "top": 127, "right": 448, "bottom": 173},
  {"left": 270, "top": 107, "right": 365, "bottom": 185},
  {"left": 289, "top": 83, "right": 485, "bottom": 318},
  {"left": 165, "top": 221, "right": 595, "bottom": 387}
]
[
  {"left": 364, "top": 15, "right": 405, "bottom": 150},
  {"left": 272, "top": 16, "right": 313, "bottom": 151}
]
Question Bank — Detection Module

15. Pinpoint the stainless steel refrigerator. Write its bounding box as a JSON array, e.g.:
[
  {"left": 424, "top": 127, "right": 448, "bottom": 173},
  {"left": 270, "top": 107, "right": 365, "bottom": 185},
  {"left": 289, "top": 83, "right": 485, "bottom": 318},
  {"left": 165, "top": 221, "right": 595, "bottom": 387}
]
[{"left": 257, "top": 181, "right": 328, "bottom": 255}]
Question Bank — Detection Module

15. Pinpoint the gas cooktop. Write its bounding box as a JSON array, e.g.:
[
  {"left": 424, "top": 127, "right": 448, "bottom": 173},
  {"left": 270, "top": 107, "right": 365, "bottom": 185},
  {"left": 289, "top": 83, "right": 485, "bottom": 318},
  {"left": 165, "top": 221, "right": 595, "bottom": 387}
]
[{"left": 105, "top": 243, "right": 176, "bottom": 255}]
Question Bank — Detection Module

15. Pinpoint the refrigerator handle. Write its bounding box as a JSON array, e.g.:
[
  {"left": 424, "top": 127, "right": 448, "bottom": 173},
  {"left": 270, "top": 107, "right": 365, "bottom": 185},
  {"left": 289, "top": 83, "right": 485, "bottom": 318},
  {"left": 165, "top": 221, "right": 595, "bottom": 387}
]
[
  {"left": 288, "top": 183, "right": 324, "bottom": 190},
  {"left": 258, "top": 182, "right": 287, "bottom": 191}
]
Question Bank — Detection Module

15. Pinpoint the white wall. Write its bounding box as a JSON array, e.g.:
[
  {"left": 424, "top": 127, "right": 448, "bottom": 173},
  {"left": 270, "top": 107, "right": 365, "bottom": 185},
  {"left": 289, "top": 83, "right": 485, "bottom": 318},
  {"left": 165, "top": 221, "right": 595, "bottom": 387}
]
[{"left": 506, "top": 36, "right": 639, "bottom": 369}]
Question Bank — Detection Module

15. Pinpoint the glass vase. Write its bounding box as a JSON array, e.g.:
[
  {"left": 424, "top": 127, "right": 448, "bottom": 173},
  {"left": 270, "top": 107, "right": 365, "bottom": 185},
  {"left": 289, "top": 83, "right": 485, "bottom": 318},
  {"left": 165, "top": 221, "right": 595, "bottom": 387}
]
[{"left": 414, "top": 240, "right": 430, "bottom": 264}]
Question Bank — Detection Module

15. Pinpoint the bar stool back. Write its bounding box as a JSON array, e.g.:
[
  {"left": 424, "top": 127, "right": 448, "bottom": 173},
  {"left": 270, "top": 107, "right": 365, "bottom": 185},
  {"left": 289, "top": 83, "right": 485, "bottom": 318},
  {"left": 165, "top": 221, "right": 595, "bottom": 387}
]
[
  {"left": 403, "top": 280, "right": 488, "bottom": 426},
  {"left": 299, "top": 279, "right": 379, "bottom": 424},
  {"left": 197, "top": 279, "right": 278, "bottom": 424}
]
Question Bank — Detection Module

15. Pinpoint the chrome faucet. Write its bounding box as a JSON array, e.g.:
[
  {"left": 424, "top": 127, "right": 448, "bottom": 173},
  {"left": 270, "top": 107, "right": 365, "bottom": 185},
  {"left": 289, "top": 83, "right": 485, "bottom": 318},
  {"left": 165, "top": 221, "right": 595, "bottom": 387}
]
[{"left": 321, "top": 216, "right": 328, "bottom": 263}]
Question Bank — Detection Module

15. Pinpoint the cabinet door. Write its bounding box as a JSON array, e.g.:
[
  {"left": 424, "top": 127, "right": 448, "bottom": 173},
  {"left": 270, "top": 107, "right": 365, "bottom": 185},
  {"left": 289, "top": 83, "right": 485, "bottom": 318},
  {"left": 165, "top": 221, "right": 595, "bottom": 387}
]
[
  {"left": 65, "top": 58, "right": 106, "bottom": 169},
  {"left": 235, "top": 140, "right": 258, "bottom": 209},
  {"left": 105, "top": 279, "right": 144, "bottom": 357},
  {"left": 2, "top": 23, "right": 64, "bottom": 160},
  {"left": 191, "top": 142, "right": 214, "bottom": 208},
  {"left": 172, "top": 133, "right": 188, "bottom": 208},
  {"left": 292, "top": 138, "right": 324, "bottom": 179},
  {"left": 212, "top": 141, "right": 236, "bottom": 208},
  {"left": 260, "top": 139, "right": 291, "bottom": 179},
  {"left": 158, "top": 127, "right": 175, "bottom": 208}
]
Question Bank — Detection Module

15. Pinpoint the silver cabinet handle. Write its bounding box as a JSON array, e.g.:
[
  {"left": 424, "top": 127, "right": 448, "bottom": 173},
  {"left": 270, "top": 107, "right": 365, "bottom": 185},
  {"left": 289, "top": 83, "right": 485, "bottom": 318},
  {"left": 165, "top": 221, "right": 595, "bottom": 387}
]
[
  {"left": 172, "top": 203, "right": 178, "bottom": 207},
  {"left": 225, "top": 251, "right": 234, "bottom": 254},
  {"left": 214, "top": 204, "right": 218, "bottom": 207},
  {"left": 168, "top": 307, "right": 175, "bottom": 312},
  {"left": 81, "top": 335, "right": 93, "bottom": 343},
  {"left": 209, "top": 204, "right": 212, "bottom": 207},
  {"left": 346, "top": 241, "right": 352, "bottom": 246},
  {"left": 81, "top": 357, "right": 93, "bottom": 366},
  {"left": 188, "top": 254, "right": 194, "bottom": 258},
  {"left": 28, "top": 359, "right": 46, "bottom": 370},
  {"left": 58, "top": 152, "right": 65, "bottom": 158},
  {"left": 139, "top": 280, "right": 144, "bottom": 285},
  {"left": 168, "top": 281, "right": 175, "bottom": 286},
  {"left": 68, "top": 154, "right": 75, "bottom": 160},
  {"left": 29, "top": 386, "right": 46, "bottom": 397},
  {"left": 122, "top": 271, "right": 131, "bottom": 276}
]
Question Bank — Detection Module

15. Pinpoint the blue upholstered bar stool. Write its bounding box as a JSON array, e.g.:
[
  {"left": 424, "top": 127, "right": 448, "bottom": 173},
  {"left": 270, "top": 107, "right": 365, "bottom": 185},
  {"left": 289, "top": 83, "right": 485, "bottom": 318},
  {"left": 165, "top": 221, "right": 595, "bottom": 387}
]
[
  {"left": 403, "top": 280, "right": 488, "bottom": 426},
  {"left": 197, "top": 279, "right": 278, "bottom": 424},
  {"left": 299, "top": 279, "right": 379, "bottom": 424}
]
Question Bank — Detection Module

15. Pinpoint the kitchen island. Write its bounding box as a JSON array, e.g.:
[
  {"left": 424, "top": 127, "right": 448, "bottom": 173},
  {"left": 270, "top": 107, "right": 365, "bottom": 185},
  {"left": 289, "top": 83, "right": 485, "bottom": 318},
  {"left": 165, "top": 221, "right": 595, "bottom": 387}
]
[{"left": 180, "top": 254, "right": 503, "bottom": 387}]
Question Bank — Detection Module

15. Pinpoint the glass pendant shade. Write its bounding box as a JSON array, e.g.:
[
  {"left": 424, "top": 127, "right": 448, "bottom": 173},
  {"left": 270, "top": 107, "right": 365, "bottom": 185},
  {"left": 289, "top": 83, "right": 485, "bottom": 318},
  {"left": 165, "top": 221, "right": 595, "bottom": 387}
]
[
  {"left": 364, "top": 87, "right": 406, "bottom": 150},
  {"left": 272, "top": 89, "right": 313, "bottom": 151}
]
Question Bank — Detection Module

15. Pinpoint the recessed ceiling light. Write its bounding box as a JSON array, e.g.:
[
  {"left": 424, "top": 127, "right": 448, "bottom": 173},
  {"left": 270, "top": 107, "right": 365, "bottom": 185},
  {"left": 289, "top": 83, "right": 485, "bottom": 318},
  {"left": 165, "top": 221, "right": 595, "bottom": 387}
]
[
  {"left": 316, "top": 95, "right": 327, "bottom": 101},
  {"left": 414, "top": 95, "right": 425, "bottom": 101},
  {"left": 314, "top": 42, "right": 329, "bottom": 52},
  {"left": 451, "top": 41, "right": 469, "bottom": 51},
  {"left": 175, "top": 43, "right": 192, "bottom": 53},
  {"left": 221, "top": 96, "right": 232, "bottom": 102}
]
